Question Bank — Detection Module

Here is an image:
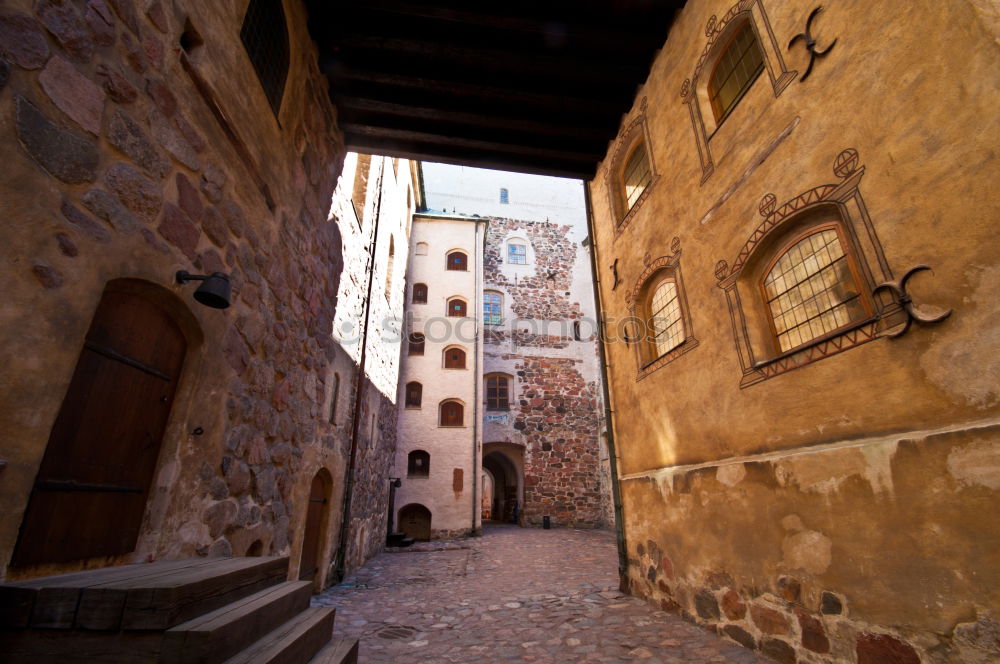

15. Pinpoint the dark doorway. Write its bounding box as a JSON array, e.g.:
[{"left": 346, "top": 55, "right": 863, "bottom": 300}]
[
  {"left": 12, "top": 288, "right": 187, "bottom": 566},
  {"left": 483, "top": 448, "right": 522, "bottom": 525},
  {"left": 398, "top": 503, "right": 432, "bottom": 541},
  {"left": 299, "top": 470, "right": 331, "bottom": 583}
]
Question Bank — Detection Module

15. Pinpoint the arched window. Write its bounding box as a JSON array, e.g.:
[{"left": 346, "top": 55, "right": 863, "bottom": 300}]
[
  {"left": 439, "top": 400, "right": 464, "bottom": 427},
  {"left": 329, "top": 372, "right": 340, "bottom": 424},
  {"left": 412, "top": 283, "right": 428, "bottom": 304},
  {"left": 404, "top": 381, "right": 422, "bottom": 408},
  {"left": 384, "top": 235, "right": 395, "bottom": 300},
  {"left": 240, "top": 0, "right": 289, "bottom": 115},
  {"left": 762, "top": 225, "right": 869, "bottom": 354},
  {"left": 444, "top": 347, "right": 466, "bottom": 369},
  {"left": 407, "top": 450, "right": 430, "bottom": 477},
  {"left": 708, "top": 20, "right": 765, "bottom": 123},
  {"left": 507, "top": 242, "right": 527, "bottom": 265},
  {"left": 446, "top": 251, "right": 468, "bottom": 271},
  {"left": 485, "top": 374, "right": 510, "bottom": 410},
  {"left": 484, "top": 291, "right": 503, "bottom": 325},
  {"left": 647, "top": 276, "right": 685, "bottom": 358},
  {"left": 408, "top": 332, "right": 425, "bottom": 355},
  {"left": 415, "top": 242, "right": 429, "bottom": 256},
  {"left": 447, "top": 298, "right": 467, "bottom": 317},
  {"left": 622, "top": 140, "right": 652, "bottom": 213}
]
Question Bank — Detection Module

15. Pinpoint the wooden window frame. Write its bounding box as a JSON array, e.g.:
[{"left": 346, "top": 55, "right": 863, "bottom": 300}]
[
  {"left": 447, "top": 298, "right": 467, "bottom": 318},
  {"left": 412, "top": 283, "right": 428, "bottom": 304},
  {"left": 443, "top": 346, "right": 467, "bottom": 370},
  {"left": 507, "top": 243, "right": 527, "bottom": 265},
  {"left": 484, "top": 291, "right": 503, "bottom": 325},
  {"left": 605, "top": 106, "right": 658, "bottom": 236},
  {"left": 408, "top": 332, "right": 425, "bottom": 356},
  {"left": 707, "top": 20, "right": 765, "bottom": 127},
  {"left": 446, "top": 251, "right": 468, "bottom": 271},
  {"left": 439, "top": 400, "right": 464, "bottom": 427},
  {"left": 404, "top": 381, "right": 422, "bottom": 409},
  {"left": 485, "top": 373, "right": 510, "bottom": 411}
]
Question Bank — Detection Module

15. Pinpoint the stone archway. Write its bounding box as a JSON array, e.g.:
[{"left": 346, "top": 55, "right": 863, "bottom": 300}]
[{"left": 482, "top": 444, "right": 524, "bottom": 525}]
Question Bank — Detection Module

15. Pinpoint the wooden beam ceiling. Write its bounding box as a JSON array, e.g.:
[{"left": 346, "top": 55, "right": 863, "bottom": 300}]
[{"left": 305, "top": 1, "right": 686, "bottom": 179}]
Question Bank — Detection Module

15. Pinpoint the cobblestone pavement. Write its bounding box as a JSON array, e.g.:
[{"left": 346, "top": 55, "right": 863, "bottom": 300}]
[{"left": 313, "top": 525, "right": 773, "bottom": 663}]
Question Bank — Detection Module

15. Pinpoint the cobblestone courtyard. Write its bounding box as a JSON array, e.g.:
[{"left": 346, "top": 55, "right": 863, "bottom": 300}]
[{"left": 313, "top": 525, "right": 773, "bottom": 663}]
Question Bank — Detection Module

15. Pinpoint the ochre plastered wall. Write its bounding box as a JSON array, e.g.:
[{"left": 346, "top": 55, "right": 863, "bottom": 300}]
[
  {"left": 589, "top": 0, "right": 1000, "bottom": 662},
  {"left": 0, "top": 0, "right": 367, "bottom": 588}
]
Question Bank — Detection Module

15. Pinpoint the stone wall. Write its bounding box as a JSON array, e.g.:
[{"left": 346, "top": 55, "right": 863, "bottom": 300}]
[
  {"left": 0, "top": 0, "right": 401, "bottom": 588},
  {"left": 588, "top": 0, "right": 1000, "bottom": 661}
]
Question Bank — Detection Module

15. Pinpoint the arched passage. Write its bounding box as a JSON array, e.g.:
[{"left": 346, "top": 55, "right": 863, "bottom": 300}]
[
  {"left": 482, "top": 444, "right": 524, "bottom": 525},
  {"left": 398, "top": 503, "right": 432, "bottom": 541},
  {"left": 299, "top": 469, "right": 332, "bottom": 584}
]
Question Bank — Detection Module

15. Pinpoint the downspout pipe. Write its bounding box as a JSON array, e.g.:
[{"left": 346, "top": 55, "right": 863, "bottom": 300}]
[
  {"left": 334, "top": 161, "right": 384, "bottom": 583},
  {"left": 470, "top": 219, "right": 487, "bottom": 535},
  {"left": 583, "top": 183, "right": 629, "bottom": 592}
]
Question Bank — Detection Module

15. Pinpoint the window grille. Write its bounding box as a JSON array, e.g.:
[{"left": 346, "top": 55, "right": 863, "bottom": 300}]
[
  {"left": 484, "top": 292, "right": 503, "bottom": 325},
  {"left": 708, "top": 21, "right": 765, "bottom": 123},
  {"left": 622, "top": 142, "right": 652, "bottom": 212},
  {"left": 649, "top": 279, "right": 685, "bottom": 357},
  {"left": 507, "top": 243, "right": 527, "bottom": 265},
  {"left": 240, "top": 0, "right": 289, "bottom": 115},
  {"left": 486, "top": 374, "right": 509, "bottom": 410}
]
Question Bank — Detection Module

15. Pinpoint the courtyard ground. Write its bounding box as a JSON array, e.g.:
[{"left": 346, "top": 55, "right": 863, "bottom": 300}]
[{"left": 313, "top": 524, "right": 773, "bottom": 663}]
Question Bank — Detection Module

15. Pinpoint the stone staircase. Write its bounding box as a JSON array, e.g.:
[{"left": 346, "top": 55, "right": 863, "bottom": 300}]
[{"left": 0, "top": 557, "right": 358, "bottom": 664}]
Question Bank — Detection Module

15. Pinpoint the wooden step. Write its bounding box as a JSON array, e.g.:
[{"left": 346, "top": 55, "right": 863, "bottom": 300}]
[
  {"left": 220, "top": 607, "right": 335, "bottom": 664},
  {"left": 161, "top": 581, "right": 313, "bottom": 664},
  {"left": 0, "top": 557, "right": 288, "bottom": 631},
  {"left": 309, "top": 638, "right": 359, "bottom": 664}
]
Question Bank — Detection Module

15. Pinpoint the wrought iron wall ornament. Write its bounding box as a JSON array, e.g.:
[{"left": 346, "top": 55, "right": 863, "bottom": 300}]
[
  {"left": 610, "top": 258, "right": 621, "bottom": 290},
  {"left": 788, "top": 6, "right": 838, "bottom": 82},
  {"left": 873, "top": 265, "right": 952, "bottom": 338}
]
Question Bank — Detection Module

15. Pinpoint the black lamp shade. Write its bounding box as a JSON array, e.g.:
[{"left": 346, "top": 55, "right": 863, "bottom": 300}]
[{"left": 193, "top": 273, "right": 231, "bottom": 309}]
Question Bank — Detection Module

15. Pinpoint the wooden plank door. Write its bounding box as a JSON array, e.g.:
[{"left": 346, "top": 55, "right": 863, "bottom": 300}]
[
  {"left": 12, "top": 290, "right": 187, "bottom": 566},
  {"left": 299, "top": 472, "right": 329, "bottom": 582}
]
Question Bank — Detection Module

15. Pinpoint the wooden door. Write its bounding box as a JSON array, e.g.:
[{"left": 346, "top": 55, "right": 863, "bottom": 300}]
[
  {"left": 399, "top": 504, "right": 431, "bottom": 541},
  {"left": 299, "top": 471, "right": 329, "bottom": 582},
  {"left": 12, "top": 290, "right": 187, "bottom": 566}
]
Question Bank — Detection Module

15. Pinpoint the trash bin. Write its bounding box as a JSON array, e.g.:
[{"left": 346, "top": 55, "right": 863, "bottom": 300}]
[{"left": 543, "top": 515, "right": 551, "bottom": 529}]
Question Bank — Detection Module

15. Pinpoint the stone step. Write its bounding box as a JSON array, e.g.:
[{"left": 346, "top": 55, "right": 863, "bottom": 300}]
[
  {"left": 308, "top": 638, "right": 359, "bottom": 664},
  {"left": 161, "top": 580, "right": 314, "bottom": 664},
  {"left": 220, "top": 606, "right": 336, "bottom": 664},
  {"left": 0, "top": 557, "right": 288, "bottom": 631}
]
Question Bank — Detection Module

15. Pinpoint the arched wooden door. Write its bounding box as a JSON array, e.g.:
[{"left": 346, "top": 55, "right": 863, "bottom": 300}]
[
  {"left": 299, "top": 471, "right": 330, "bottom": 582},
  {"left": 398, "top": 504, "right": 432, "bottom": 541},
  {"left": 12, "top": 289, "right": 187, "bottom": 566}
]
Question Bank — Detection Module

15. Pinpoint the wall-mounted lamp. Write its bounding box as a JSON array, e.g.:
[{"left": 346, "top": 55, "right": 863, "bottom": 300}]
[{"left": 176, "top": 270, "right": 231, "bottom": 309}]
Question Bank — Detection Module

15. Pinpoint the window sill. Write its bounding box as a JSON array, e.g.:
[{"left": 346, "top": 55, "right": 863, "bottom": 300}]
[
  {"left": 751, "top": 316, "right": 878, "bottom": 369},
  {"left": 636, "top": 336, "right": 699, "bottom": 381},
  {"left": 404, "top": 406, "right": 421, "bottom": 410},
  {"left": 407, "top": 475, "right": 429, "bottom": 479},
  {"left": 443, "top": 367, "right": 468, "bottom": 371},
  {"left": 438, "top": 425, "right": 467, "bottom": 429}
]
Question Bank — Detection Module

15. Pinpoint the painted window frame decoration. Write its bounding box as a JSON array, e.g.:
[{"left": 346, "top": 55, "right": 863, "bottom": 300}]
[
  {"left": 483, "top": 291, "right": 503, "bottom": 325},
  {"left": 605, "top": 97, "right": 658, "bottom": 236},
  {"left": 680, "top": 0, "right": 797, "bottom": 183},
  {"left": 714, "top": 149, "right": 905, "bottom": 388},
  {"left": 446, "top": 250, "right": 468, "bottom": 271},
  {"left": 626, "top": 237, "right": 699, "bottom": 380}
]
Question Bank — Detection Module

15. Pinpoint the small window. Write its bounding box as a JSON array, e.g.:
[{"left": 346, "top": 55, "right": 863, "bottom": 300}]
[
  {"left": 762, "top": 226, "right": 868, "bottom": 353},
  {"left": 439, "top": 400, "right": 464, "bottom": 427},
  {"left": 405, "top": 381, "right": 422, "bottom": 408},
  {"left": 328, "top": 372, "right": 340, "bottom": 424},
  {"left": 708, "top": 21, "right": 765, "bottom": 123},
  {"left": 573, "top": 321, "right": 581, "bottom": 341},
  {"left": 416, "top": 242, "right": 429, "bottom": 256},
  {"left": 622, "top": 141, "right": 652, "bottom": 213},
  {"left": 483, "top": 291, "right": 503, "bottom": 325},
  {"left": 500, "top": 188, "right": 509, "bottom": 204},
  {"left": 447, "top": 298, "right": 467, "bottom": 317},
  {"left": 648, "top": 278, "right": 685, "bottom": 357},
  {"left": 446, "top": 251, "right": 468, "bottom": 271},
  {"left": 239, "top": 0, "right": 289, "bottom": 115},
  {"left": 408, "top": 450, "right": 430, "bottom": 477},
  {"left": 408, "top": 332, "right": 425, "bottom": 355},
  {"left": 444, "top": 347, "right": 466, "bottom": 369},
  {"left": 412, "top": 283, "right": 428, "bottom": 304},
  {"left": 507, "top": 243, "right": 527, "bottom": 265},
  {"left": 384, "top": 236, "right": 395, "bottom": 300},
  {"left": 485, "top": 374, "right": 510, "bottom": 410}
]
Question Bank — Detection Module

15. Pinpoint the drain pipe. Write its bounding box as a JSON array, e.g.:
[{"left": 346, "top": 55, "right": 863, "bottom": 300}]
[
  {"left": 470, "top": 219, "right": 486, "bottom": 535},
  {"left": 582, "top": 183, "right": 629, "bottom": 592},
  {"left": 334, "top": 160, "right": 384, "bottom": 583}
]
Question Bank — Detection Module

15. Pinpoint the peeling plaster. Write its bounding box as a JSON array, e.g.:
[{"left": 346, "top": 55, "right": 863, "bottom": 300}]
[
  {"left": 716, "top": 463, "right": 746, "bottom": 487},
  {"left": 782, "top": 528, "right": 833, "bottom": 575},
  {"left": 947, "top": 438, "right": 1000, "bottom": 490}
]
